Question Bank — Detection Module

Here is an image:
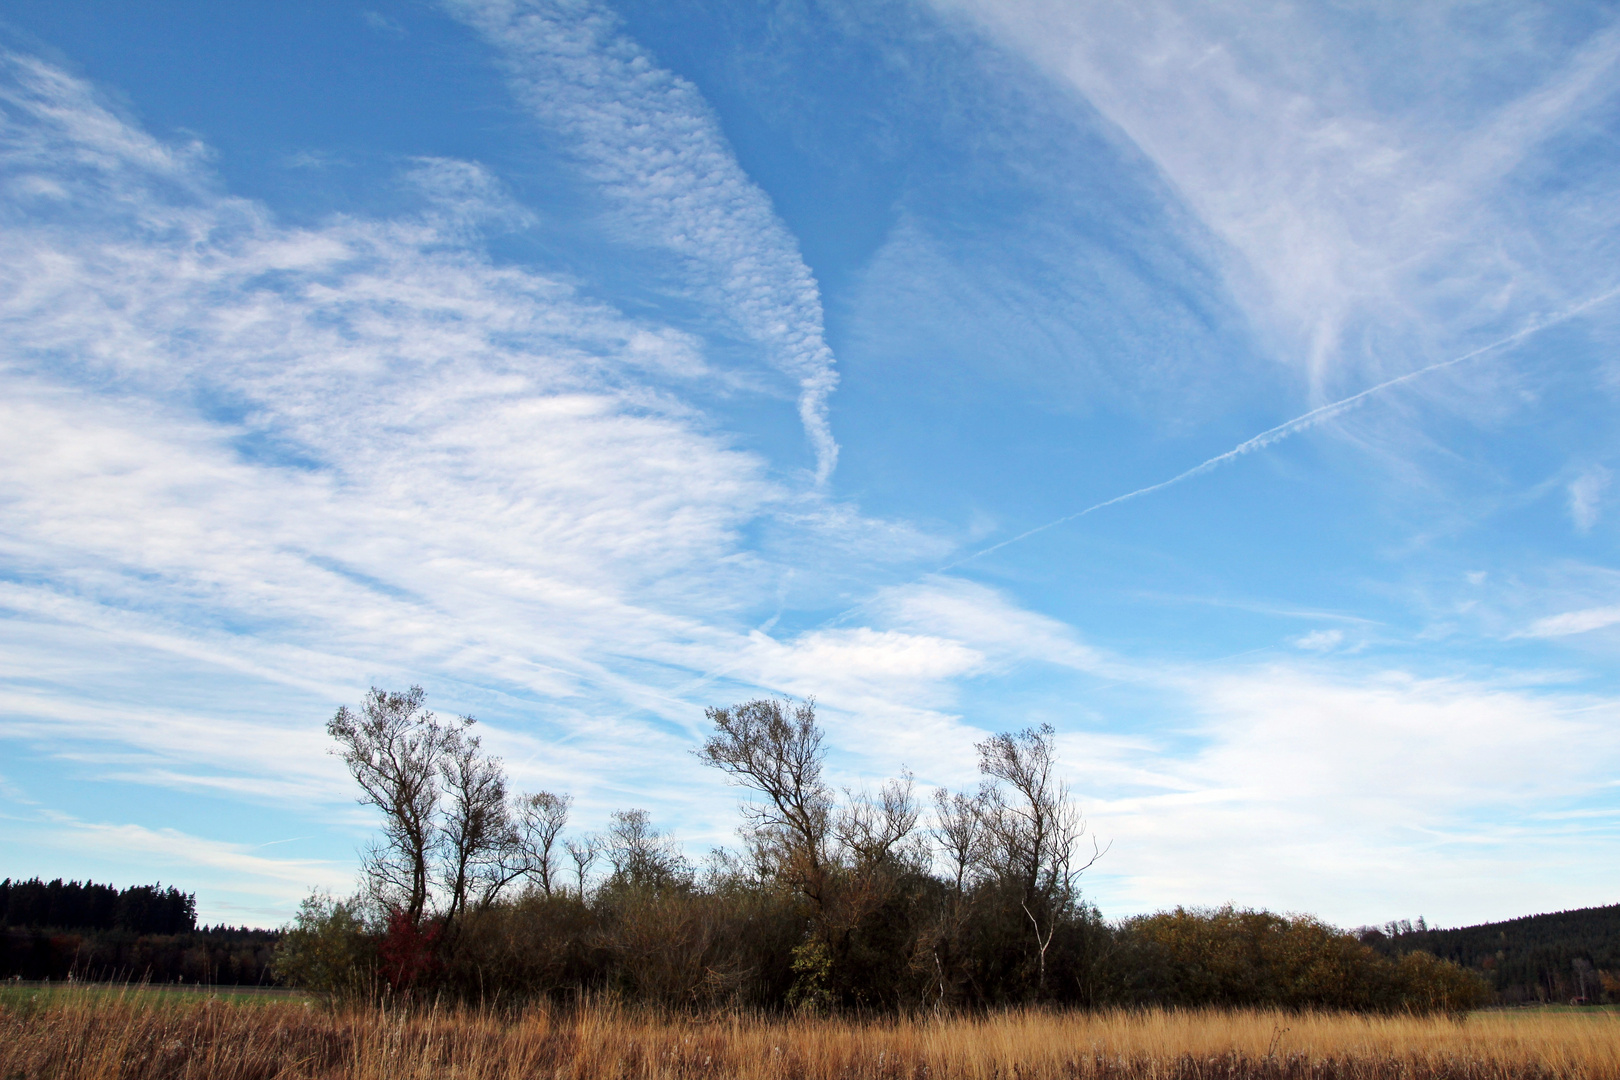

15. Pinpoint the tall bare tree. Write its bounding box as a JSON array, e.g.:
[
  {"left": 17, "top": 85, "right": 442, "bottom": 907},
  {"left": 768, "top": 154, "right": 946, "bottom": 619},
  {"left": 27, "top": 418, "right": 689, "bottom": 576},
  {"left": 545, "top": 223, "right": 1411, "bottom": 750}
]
[
  {"left": 932, "top": 787, "right": 988, "bottom": 895},
  {"left": 923, "top": 786, "right": 990, "bottom": 1006},
  {"left": 975, "top": 724, "right": 1104, "bottom": 987},
  {"left": 437, "top": 720, "right": 510, "bottom": 930},
  {"left": 605, "top": 809, "right": 687, "bottom": 889},
  {"left": 834, "top": 771, "right": 926, "bottom": 942},
  {"left": 327, "top": 686, "right": 455, "bottom": 925},
  {"left": 838, "top": 772, "right": 924, "bottom": 875},
  {"left": 564, "top": 834, "right": 601, "bottom": 899},
  {"left": 512, "top": 791, "right": 571, "bottom": 896},
  {"left": 328, "top": 686, "right": 571, "bottom": 930},
  {"left": 696, "top": 698, "right": 833, "bottom": 912}
]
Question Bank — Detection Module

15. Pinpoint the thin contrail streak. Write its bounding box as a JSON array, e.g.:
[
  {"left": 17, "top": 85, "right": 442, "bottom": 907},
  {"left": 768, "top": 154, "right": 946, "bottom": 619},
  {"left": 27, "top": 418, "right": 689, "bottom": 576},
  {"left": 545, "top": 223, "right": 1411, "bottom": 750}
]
[
  {"left": 698, "top": 288, "right": 1620, "bottom": 684},
  {"left": 942, "top": 286, "right": 1620, "bottom": 571}
]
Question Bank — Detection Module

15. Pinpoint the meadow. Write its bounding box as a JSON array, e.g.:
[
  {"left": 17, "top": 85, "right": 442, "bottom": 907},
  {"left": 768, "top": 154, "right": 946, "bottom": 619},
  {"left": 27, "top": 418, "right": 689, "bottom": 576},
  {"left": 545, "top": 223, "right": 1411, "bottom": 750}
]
[{"left": 3, "top": 995, "right": 1618, "bottom": 1080}]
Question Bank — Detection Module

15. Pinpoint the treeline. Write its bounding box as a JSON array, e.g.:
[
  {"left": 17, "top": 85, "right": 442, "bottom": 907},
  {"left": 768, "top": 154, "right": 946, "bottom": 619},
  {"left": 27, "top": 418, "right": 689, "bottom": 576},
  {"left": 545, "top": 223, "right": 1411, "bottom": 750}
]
[
  {"left": 1362, "top": 905, "right": 1620, "bottom": 1004},
  {"left": 0, "top": 878, "right": 195, "bottom": 935},
  {"left": 275, "top": 688, "right": 1487, "bottom": 1013},
  {"left": 279, "top": 890, "right": 1486, "bottom": 1013},
  {"left": 0, "top": 925, "right": 279, "bottom": 984},
  {"left": 0, "top": 876, "right": 278, "bottom": 984}
]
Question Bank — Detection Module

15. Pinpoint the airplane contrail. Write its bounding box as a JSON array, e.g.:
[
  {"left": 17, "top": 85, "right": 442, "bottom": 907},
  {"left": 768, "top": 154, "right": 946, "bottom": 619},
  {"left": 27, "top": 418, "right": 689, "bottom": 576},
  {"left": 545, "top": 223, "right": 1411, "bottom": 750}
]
[
  {"left": 943, "top": 285, "right": 1620, "bottom": 571},
  {"left": 699, "top": 286, "right": 1620, "bottom": 678}
]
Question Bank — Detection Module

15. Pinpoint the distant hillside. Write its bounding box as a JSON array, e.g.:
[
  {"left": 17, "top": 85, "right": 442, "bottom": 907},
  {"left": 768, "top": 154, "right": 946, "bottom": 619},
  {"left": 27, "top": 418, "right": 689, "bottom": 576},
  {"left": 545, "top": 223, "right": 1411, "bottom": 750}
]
[{"left": 1360, "top": 905, "right": 1620, "bottom": 1004}]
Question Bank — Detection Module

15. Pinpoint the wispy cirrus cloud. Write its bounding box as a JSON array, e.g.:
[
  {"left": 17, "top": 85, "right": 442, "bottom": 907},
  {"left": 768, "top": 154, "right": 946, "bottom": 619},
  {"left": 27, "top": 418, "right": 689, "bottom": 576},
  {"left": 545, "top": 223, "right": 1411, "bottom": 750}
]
[
  {"left": 22, "top": 815, "right": 352, "bottom": 918},
  {"left": 1524, "top": 606, "right": 1620, "bottom": 639},
  {"left": 443, "top": 0, "right": 842, "bottom": 483},
  {"left": 6, "top": 11, "right": 1620, "bottom": 934},
  {"left": 1292, "top": 629, "right": 1344, "bottom": 653},
  {"left": 930, "top": 0, "right": 1620, "bottom": 399},
  {"left": 0, "top": 46, "right": 898, "bottom": 916}
]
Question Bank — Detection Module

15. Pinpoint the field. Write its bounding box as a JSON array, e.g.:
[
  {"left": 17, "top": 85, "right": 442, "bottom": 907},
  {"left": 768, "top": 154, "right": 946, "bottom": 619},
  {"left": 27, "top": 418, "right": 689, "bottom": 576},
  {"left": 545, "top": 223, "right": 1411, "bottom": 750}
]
[
  {"left": 0, "top": 982, "right": 306, "bottom": 1009},
  {"left": 4, "top": 995, "right": 1620, "bottom": 1080}
]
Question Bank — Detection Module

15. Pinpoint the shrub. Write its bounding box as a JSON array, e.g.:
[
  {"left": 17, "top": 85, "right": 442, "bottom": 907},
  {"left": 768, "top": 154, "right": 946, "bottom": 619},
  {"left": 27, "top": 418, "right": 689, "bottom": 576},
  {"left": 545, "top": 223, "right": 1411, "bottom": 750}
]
[
  {"left": 1100, "top": 906, "right": 1488, "bottom": 1013},
  {"left": 271, "top": 893, "right": 377, "bottom": 999}
]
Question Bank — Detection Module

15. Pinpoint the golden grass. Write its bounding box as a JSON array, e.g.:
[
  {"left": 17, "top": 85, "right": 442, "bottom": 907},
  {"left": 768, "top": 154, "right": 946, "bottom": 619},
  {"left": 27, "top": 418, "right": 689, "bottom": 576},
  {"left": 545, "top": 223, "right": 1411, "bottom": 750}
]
[{"left": 2, "top": 994, "right": 1618, "bottom": 1080}]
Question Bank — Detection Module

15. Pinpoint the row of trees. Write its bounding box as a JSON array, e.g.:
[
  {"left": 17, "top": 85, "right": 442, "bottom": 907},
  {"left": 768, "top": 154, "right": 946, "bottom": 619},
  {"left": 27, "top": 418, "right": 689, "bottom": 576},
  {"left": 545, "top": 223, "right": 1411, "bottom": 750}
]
[
  {"left": 0, "top": 878, "right": 196, "bottom": 935},
  {"left": 1361, "top": 907, "right": 1620, "bottom": 1004},
  {"left": 0, "top": 877, "right": 280, "bottom": 985},
  {"left": 275, "top": 687, "right": 1485, "bottom": 1012},
  {"left": 319, "top": 687, "right": 574, "bottom": 935},
  {"left": 0, "top": 925, "right": 278, "bottom": 984},
  {"left": 693, "top": 698, "right": 1105, "bottom": 1006}
]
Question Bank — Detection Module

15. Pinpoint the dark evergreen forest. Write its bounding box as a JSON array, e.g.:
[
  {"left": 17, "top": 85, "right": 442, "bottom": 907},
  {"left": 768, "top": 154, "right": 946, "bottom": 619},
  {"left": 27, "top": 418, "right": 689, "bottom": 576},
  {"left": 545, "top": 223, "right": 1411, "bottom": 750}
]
[
  {"left": 1, "top": 877, "right": 196, "bottom": 935},
  {"left": 0, "top": 877, "right": 278, "bottom": 985},
  {"left": 1363, "top": 905, "right": 1620, "bottom": 1004}
]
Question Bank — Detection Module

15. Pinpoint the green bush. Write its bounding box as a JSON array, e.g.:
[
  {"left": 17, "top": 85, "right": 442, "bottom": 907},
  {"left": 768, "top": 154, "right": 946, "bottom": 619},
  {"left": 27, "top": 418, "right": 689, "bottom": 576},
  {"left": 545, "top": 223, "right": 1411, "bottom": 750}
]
[
  {"left": 1100, "top": 906, "right": 1489, "bottom": 1013},
  {"left": 271, "top": 892, "right": 378, "bottom": 999}
]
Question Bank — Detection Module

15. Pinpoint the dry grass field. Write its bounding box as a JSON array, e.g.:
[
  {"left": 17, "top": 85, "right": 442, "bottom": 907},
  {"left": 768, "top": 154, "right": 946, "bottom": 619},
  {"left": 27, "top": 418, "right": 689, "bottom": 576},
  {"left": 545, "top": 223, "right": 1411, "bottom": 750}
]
[{"left": 3, "top": 992, "right": 1618, "bottom": 1080}]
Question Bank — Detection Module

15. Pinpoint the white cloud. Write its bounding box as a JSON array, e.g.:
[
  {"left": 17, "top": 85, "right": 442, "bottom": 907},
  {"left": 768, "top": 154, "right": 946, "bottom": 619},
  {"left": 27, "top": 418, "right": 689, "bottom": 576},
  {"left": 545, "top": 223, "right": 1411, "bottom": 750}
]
[
  {"left": 0, "top": 48, "right": 1008, "bottom": 910},
  {"left": 1080, "top": 664, "right": 1620, "bottom": 924},
  {"left": 1570, "top": 465, "right": 1612, "bottom": 531},
  {"left": 36, "top": 816, "right": 349, "bottom": 923},
  {"left": 0, "top": 49, "right": 889, "bottom": 859},
  {"left": 869, "top": 577, "right": 1113, "bottom": 675},
  {"left": 1293, "top": 628, "right": 1344, "bottom": 652},
  {"left": 1524, "top": 605, "right": 1620, "bottom": 638},
  {"left": 442, "top": 0, "right": 842, "bottom": 482},
  {"left": 58, "top": 819, "right": 344, "bottom": 887},
  {"left": 928, "top": 0, "right": 1620, "bottom": 399},
  {"left": 746, "top": 627, "right": 985, "bottom": 699},
  {"left": 0, "top": 53, "right": 772, "bottom": 620},
  {"left": 0, "top": 678, "right": 351, "bottom": 808}
]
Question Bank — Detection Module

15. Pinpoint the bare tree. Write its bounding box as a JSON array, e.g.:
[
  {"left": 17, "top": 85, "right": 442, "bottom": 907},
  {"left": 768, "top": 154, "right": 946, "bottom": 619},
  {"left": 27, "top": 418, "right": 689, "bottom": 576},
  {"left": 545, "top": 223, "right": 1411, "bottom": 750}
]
[
  {"left": 834, "top": 771, "right": 926, "bottom": 943},
  {"left": 923, "top": 786, "right": 989, "bottom": 1007},
  {"left": 455, "top": 791, "right": 574, "bottom": 909},
  {"left": 328, "top": 685, "right": 577, "bottom": 930},
  {"left": 696, "top": 698, "right": 833, "bottom": 911},
  {"left": 976, "top": 724, "right": 1105, "bottom": 987},
  {"left": 512, "top": 791, "right": 571, "bottom": 896},
  {"left": 437, "top": 720, "right": 510, "bottom": 930},
  {"left": 605, "top": 809, "right": 687, "bottom": 889},
  {"left": 564, "top": 834, "right": 601, "bottom": 899},
  {"left": 837, "top": 772, "right": 924, "bottom": 874},
  {"left": 932, "top": 787, "right": 987, "bottom": 894},
  {"left": 327, "top": 686, "right": 454, "bottom": 925}
]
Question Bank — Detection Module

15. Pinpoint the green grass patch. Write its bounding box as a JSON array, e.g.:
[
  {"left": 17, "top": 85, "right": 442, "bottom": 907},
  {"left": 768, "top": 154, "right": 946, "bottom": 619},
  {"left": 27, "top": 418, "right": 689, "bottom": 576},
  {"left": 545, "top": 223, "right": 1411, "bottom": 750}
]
[{"left": 0, "top": 981, "right": 308, "bottom": 1011}]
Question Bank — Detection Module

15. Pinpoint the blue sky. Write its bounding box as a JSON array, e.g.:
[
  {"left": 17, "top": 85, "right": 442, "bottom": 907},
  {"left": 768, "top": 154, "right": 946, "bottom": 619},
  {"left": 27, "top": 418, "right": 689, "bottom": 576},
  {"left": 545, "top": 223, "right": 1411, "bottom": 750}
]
[{"left": 3, "top": 0, "right": 1620, "bottom": 929}]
